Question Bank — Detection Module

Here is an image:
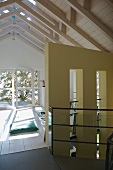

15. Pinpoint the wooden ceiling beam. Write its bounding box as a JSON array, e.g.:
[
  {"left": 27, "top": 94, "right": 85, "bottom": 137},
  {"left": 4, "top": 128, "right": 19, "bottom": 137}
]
[
  {"left": 16, "top": 7, "right": 51, "bottom": 33},
  {"left": 54, "top": 22, "right": 59, "bottom": 40},
  {"left": 16, "top": 0, "right": 81, "bottom": 47},
  {"left": 0, "top": 12, "right": 47, "bottom": 44},
  {"left": 84, "top": 0, "right": 90, "bottom": 11},
  {"left": 13, "top": 27, "right": 44, "bottom": 50},
  {"left": 0, "top": 0, "right": 14, "bottom": 8},
  {"left": 0, "top": 12, "right": 14, "bottom": 20},
  {"left": 16, "top": 22, "right": 46, "bottom": 44},
  {"left": 61, "top": 23, "right": 66, "bottom": 34},
  {"left": 33, "top": 6, "right": 57, "bottom": 25},
  {"left": 36, "top": 0, "right": 107, "bottom": 51},
  {"left": 0, "top": 29, "right": 11, "bottom": 36},
  {"left": 70, "top": 7, "right": 76, "bottom": 24},
  {"left": 32, "top": 17, "right": 51, "bottom": 33},
  {"left": 15, "top": 12, "right": 61, "bottom": 43},
  {"left": 67, "top": 0, "right": 113, "bottom": 41},
  {"left": 0, "top": 21, "right": 12, "bottom": 29}
]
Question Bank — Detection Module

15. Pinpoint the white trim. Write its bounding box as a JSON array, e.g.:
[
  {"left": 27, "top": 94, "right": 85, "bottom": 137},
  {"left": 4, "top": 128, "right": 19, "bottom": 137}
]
[
  {"left": 32, "top": 70, "right": 35, "bottom": 106},
  {"left": 12, "top": 71, "right": 15, "bottom": 107}
]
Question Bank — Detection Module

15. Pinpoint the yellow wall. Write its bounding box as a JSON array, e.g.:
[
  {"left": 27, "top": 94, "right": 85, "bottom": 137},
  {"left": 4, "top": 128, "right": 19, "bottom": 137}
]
[{"left": 45, "top": 42, "right": 113, "bottom": 158}]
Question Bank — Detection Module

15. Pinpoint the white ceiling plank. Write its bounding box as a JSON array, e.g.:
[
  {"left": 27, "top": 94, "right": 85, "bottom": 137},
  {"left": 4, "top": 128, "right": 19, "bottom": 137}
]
[
  {"left": 67, "top": 0, "right": 113, "bottom": 41},
  {"left": 105, "top": 0, "right": 113, "bottom": 8},
  {"left": 36, "top": 0, "right": 108, "bottom": 51},
  {"left": 0, "top": 21, "right": 13, "bottom": 29},
  {"left": 16, "top": 0, "right": 81, "bottom": 47}
]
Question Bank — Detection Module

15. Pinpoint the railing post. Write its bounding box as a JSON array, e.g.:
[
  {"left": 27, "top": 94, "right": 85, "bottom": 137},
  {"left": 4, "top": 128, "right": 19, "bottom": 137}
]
[{"left": 105, "top": 143, "right": 110, "bottom": 170}]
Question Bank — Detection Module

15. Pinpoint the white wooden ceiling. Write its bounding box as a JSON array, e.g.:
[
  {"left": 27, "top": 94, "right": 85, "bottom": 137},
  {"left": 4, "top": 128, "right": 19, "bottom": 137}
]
[{"left": 0, "top": 0, "right": 113, "bottom": 54}]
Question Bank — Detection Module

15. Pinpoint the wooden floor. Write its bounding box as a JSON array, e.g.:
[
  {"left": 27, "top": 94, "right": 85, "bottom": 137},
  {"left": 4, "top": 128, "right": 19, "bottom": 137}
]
[{"left": 0, "top": 147, "right": 105, "bottom": 170}]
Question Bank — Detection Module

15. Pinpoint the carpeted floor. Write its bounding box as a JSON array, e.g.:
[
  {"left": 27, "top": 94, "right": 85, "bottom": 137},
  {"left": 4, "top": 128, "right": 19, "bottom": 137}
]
[
  {"left": 0, "top": 147, "right": 60, "bottom": 170},
  {"left": 54, "top": 156, "right": 105, "bottom": 170},
  {"left": 0, "top": 147, "right": 106, "bottom": 170}
]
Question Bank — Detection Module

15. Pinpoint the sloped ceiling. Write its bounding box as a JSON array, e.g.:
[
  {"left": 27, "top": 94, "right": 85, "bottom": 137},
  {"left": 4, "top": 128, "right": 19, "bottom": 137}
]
[{"left": 0, "top": 0, "right": 113, "bottom": 54}]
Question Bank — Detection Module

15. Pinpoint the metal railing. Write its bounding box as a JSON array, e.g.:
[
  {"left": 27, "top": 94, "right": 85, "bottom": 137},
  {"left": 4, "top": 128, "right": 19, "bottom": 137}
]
[{"left": 49, "top": 106, "right": 113, "bottom": 160}]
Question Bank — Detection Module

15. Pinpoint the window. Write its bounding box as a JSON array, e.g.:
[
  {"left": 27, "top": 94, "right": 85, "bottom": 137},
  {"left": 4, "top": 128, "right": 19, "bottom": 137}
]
[{"left": 0, "top": 69, "right": 40, "bottom": 108}]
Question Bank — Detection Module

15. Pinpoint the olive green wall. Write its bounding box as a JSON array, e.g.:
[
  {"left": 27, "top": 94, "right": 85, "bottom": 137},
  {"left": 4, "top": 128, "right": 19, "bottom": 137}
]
[{"left": 45, "top": 42, "right": 113, "bottom": 158}]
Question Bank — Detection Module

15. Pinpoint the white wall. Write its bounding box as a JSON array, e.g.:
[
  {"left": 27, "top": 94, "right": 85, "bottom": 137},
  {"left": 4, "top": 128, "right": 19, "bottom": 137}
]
[
  {"left": 0, "top": 37, "right": 44, "bottom": 72},
  {"left": 0, "top": 37, "right": 45, "bottom": 106}
]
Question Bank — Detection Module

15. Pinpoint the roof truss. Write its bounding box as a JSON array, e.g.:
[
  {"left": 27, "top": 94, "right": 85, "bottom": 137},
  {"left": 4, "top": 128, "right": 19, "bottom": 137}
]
[
  {"left": 0, "top": 0, "right": 112, "bottom": 52},
  {"left": 67, "top": 0, "right": 113, "bottom": 41}
]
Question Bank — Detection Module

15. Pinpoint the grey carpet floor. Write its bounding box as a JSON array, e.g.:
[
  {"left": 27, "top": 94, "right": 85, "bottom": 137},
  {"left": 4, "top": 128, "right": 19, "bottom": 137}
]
[
  {"left": 54, "top": 156, "right": 105, "bottom": 170},
  {"left": 0, "top": 147, "right": 106, "bottom": 170},
  {"left": 0, "top": 147, "right": 60, "bottom": 170}
]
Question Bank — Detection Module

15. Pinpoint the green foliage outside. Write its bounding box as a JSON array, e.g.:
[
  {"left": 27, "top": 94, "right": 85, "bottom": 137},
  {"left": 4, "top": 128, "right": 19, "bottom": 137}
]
[
  {"left": 0, "top": 71, "right": 12, "bottom": 103},
  {"left": 0, "top": 71, "right": 39, "bottom": 105}
]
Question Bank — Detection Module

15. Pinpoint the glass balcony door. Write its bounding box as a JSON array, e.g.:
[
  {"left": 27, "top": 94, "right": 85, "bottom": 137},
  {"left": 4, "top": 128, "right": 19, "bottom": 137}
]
[{"left": 0, "top": 69, "right": 40, "bottom": 108}]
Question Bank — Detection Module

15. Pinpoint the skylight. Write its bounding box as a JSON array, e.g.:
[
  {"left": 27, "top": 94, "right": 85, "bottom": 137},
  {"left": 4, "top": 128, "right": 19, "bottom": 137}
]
[
  {"left": 20, "top": 12, "right": 25, "bottom": 16},
  {"left": 2, "top": 0, "right": 8, "bottom": 2},
  {"left": 28, "top": 0, "right": 36, "bottom": 5},
  {"left": 3, "top": 9, "right": 10, "bottom": 13},
  {"left": 27, "top": 17, "right": 32, "bottom": 21}
]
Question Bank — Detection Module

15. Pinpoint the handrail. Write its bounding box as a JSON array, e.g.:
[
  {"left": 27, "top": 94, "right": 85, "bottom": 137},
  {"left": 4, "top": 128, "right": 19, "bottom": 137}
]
[
  {"left": 49, "top": 106, "right": 113, "bottom": 111},
  {"left": 70, "top": 100, "right": 78, "bottom": 103},
  {"left": 53, "top": 139, "right": 106, "bottom": 145},
  {"left": 53, "top": 123, "right": 113, "bottom": 129}
]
